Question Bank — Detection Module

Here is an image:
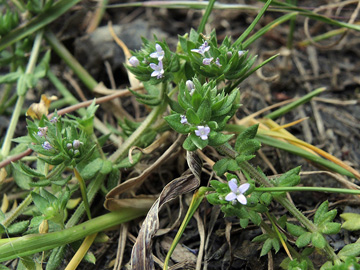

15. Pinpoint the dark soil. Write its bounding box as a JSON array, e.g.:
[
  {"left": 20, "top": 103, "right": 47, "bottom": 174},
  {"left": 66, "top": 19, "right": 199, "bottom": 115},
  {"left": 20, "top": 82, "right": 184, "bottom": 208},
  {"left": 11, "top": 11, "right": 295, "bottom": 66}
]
[{"left": 2, "top": 1, "right": 360, "bottom": 269}]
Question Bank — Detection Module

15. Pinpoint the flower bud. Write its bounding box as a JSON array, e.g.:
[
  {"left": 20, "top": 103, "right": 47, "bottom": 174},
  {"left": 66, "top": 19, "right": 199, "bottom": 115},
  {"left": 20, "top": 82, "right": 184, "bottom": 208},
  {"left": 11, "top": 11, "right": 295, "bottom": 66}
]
[
  {"left": 73, "top": 140, "right": 82, "bottom": 149},
  {"left": 129, "top": 56, "right": 140, "bottom": 67},
  {"left": 227, "top": 51, "right": 233, "bottom": 59},
  {"left": 67, "top": 143, "right": 72, "bottom": 149}
]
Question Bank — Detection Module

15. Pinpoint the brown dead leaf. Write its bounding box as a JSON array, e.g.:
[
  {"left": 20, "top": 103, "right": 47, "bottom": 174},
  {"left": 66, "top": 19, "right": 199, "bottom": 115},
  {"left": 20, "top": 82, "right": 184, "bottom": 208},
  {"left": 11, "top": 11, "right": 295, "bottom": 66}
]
[
  {"left": 130, "top": 151, "right": 203, "bottom": 270},
  {"left": 26, "top": 94, "right": 58, "bottom": 119}
]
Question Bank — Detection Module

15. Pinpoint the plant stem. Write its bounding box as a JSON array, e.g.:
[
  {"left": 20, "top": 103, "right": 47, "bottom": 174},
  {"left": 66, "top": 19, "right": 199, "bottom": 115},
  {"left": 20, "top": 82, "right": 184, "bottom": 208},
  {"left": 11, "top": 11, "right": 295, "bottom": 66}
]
[
  {"left": 215, "top": 143, "right": 340, "bottom": 261},
  {"left": 1, "top": 187, "right": 39, "bottom": 228},
  {"left": 197, "top": 0, "right": 216, "bottom": 34},
  {"left": 0, "top": 209, "right": 148, "bottom": 262},
  {"left": 255, "top": 186, "right": 360, "bottom": 195},
  {"left": 0, "top": 30, "right": 43, "bottom": 160},
  {"left": 44, "top": 30, "right": 98, "bottom": 91},
  {"left": 109, "top": 84, "right": 167, "bottom": 163}
]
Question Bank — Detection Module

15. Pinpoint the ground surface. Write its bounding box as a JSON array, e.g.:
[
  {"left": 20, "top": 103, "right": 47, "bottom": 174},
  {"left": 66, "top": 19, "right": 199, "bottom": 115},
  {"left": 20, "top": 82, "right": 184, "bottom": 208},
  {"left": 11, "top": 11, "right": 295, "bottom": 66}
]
[{"left": 2, "top": 1, "right": 360, "bottom": 269}]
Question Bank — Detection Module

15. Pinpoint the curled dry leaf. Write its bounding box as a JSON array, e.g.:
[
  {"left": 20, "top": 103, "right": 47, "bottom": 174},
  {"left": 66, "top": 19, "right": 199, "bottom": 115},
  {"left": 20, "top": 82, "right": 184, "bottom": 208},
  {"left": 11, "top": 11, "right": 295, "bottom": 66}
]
[
  {"left": 26, "top": 94, "right": 58, "bottom": 120},
  {"left": 130, "top": 151, "right": 202, "bottom": 270}
]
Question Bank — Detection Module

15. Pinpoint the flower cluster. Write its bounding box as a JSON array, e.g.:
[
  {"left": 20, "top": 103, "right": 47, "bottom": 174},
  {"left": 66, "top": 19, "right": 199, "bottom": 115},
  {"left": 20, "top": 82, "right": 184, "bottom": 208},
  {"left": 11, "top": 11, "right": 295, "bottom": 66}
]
[
  {"left": 126, "top": 41, "right": 179, "bottom": 84},
  {"left": 164, "top": 78, "right": 239, "bottom": 151}
]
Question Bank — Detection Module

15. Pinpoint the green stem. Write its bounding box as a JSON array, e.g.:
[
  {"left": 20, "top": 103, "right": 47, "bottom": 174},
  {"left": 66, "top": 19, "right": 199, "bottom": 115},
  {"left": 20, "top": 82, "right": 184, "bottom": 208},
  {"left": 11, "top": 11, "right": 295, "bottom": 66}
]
[
  {"left": 44, "top": 30, "right": 98, "bottom": 91},
  {"left": 0, "top": 209, "right": 148, "bottom": 262},
  {"left": 214, "top": 143, "right": 340, "bottom": 262},
  {"left": 109, "top": 84, "right": 167, "bottom": 163},
  {"left": 1, "top": 187, "right": 39, "bottom": 228},
  {"left": 0, "top": 30, "right": 44, "bottom": 160},
  {"left": 255, "top": 186, "right": 360, "bottom": 195},
  {"left": 73, "top": 167, "right": 92, "bottom": 220},
  {"left": 197, "top": 0, "right": 216, "bottom": 34}
]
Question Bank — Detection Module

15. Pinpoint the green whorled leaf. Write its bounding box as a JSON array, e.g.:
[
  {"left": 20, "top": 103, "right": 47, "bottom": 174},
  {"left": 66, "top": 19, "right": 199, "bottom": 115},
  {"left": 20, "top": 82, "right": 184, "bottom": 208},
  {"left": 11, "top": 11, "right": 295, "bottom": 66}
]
[
  {"left": 12, "top": 135, "right": 33, "bottom": 144},
  {"left": 277, "top": 216, "right": 287, "bottom": 229},
  {"left": 260, "top": 192, "right": 272, "bottom": 206},
  {"left": 7, "top": 220, "right": 30, "bottom": 235},
  {"left": 340, "top": 213, "right": 360, "bottom": 231},
  {"left": 100, "top": 160, "right": 112, "bottom": 175},
  {"left": 0, "top": 69, "right": 22, "bottom": 84},
  {"left": 239, "top": 218, "right": 249, "bottom": 229},
  {"left": 235, "top": 154, "right": 256, "bottom": 164},
  {"left": 206, "top": 193, "right": 221, "bottom": 205},
  {"left": 165, "top": 95, "right": 184, "bottom": 114},
  {"left": 311, "top": 232, "right": 326, "bottom": 249},
  {"left": 237, "top": 139, "right": 261, "bottom": 156},
  {"left": 51, "top": 175, "right": 72, "bottom": 186},
  {"left": 209, "top": 180, "right": 227, "bottom": 192},
  {"left": 248, "top": 210, "right": 261, "bottom": 226},
  {"left": 252, "top": 204, "right": 268, "bottom": 214},
  {"left": 19, "top": 162, "right": 45, "bottom": 178},
  {"left": 31, "top": 192, "right": 49, "bottom": 213},
  {"left": 320, "top": 222, "right": 341, "bottom": 235},
  {"left": 314, "top": 201, "right": 329, "bottom": 225},
  {"left": 164, "top": 114, "right": 191, "bottom": 134},
  {"left": 338, "top": 243, "right": 360, "bottom": 260},
  {"left": 81, "top": 158, "right": 103, "bottom": 180},
  {"left": 317, "top": 209, "right": 337, "bottom": 225},
  {"left": 260, "top": 238, "right": 273, "bottom": 257},
  {"left": 197, "top": 98, "right": 211, "bottom": 122},
  {"left": 38, "top": 155, "right": 65, "bottom": 166},
  {"left": 189, "top": 133, "right": 208, "bottom": 150},
  {"left": 28, "top": 144, "right": 57, "bottom": 156},
  {"left": 208, "top": 131, "right": 234, "bottom": 147},
  {"left": 272, "top": 238, "right": 280, "bottom": 254},
  {"left": 189, "top": 28, "right": 200, "bottom": 43},
  {"left": 286, "top": 222, "right": 307, "bottom": 237},
  {"left": 33, "top": 50, "right": 51, "bottom": 81},
  {"left": 277, "top": 166, "right": 301, "bottom": 187},
  {"left": 46, "top": 245, "right": 67, "bottom": 270},
  {"left": 29, "top": 179, "right": 51, "bottom": 187},
  {"left": 182, "top": 136, "right": 197, "bottom": 151},
  {"left": 296, "top": 232, "right": 312, "bottom": 248},
  {"left": 213, "top": 158, "right": 240, "bottom": 176},
  {"left": 12, "top": 165, "right": 32, "bottom": 190},
  {"left": 252, "top": 234, "right": 269, "bottom": 243},
  {"left": 114, "top": 153, "right": 142, "bottom": 169},
  {"left": 235, "top": 124, "right": 259, "bottom": 153},
  {"left": 40, "top": 188, "right": 57, "bottom": 204},
  {"left": 186, "top": 108, "right": 200, "bottom": 125}
]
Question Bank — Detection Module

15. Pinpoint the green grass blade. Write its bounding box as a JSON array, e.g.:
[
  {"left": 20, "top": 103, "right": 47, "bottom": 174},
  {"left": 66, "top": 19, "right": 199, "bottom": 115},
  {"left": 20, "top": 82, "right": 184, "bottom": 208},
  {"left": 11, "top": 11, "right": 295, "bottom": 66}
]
[
  {"left": 265, "top": 87, "right": 325, "bottom": 120},
  {"left": 242, "top": 12, "right": 298, "bottom": 49},
  {"left": 233, "top": 0, "right": 273, "bottom": 47},
  {"left": 163, "top": 187, "right": 212, "bottom": 270},
  {"left": 0, "top": 209, "right": 148, "bottom": 262},
  {"left": 0, "top": 0, "right": 81, "bottom": 51},
  {"left": 197, "top": 0, "right": 216, "bottom": 34},
  {"left": 225, "top": 124, "right": 355, "bottom": 178}
]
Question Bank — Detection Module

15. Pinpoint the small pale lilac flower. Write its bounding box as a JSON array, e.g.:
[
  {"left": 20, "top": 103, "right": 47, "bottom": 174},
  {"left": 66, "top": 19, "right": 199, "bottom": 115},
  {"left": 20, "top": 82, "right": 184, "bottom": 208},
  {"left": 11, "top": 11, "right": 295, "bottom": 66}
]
[
  {"left": 180, "top": 115, "right": 188, "bottom": 124},
  {"left": 195, "top": 125, "right": 210, "bottom": 140},
  {"left": 129, "top": 56, "right": 140, "bottom": 67},
  {"left": 150, "top": 44, "right": 165, "bottom": 61},
  {"left": 42, "top": 141, "right": 53, "bottom": 150},
  {"left": 73, "top": 140, "right": 82, "bottom": 149},
  {"left": 186, "top": 80, "right": 195, "bottom": 96},
  {"left": 225, "top": 179, "right": 250, "bottom": 205},
  {"left": 50, "top": 117, "right": 58, "bottom": 123},
  {"left": 215, "top": 58, "right": 222, "bottom": 67},
  {"left": 238, "top": 50, "right": 245, "bottom": 57},
  {"left": 203, "top": 57, "right": 213, "bottom": 66},
  {"left": 37, "top": 127, "right": 48, "bottom": 137},
  {"left": 191, "top": 41, "right": 210, "bottom": 56},
  {"left": 150, "top": 61, "right": 164, "bottom": 79}
]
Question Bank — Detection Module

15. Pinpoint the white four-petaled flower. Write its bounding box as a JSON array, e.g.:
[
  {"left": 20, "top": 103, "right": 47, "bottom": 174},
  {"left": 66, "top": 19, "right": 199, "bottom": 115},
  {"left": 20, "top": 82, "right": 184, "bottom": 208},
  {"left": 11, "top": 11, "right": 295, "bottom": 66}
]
[
  {"left": 42, "top": 141, "right": 53, "bottom": 150},
  {"left": 150, "top": 44, "right": 165, "bottom": 61},
  {"left": 225, "top": 178, "right": 250, "bottom": 205},
  {"left": 180, "top": 115, "right": 188, "bottom": 124},
  {"left": 150, "top": 61, "right": 164, "bottom": 79},
  {"left": 195, "top": 125, "right": 210, "bottom": 140},
  {"left": 191, "top": 41, "right": 210, "bottom": 56},
  {"left": 203, "top": 57, "right": 213, "bottom": 65},
  {"left": 37, "top": 127, "right": 48, "bottom": 137}
]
